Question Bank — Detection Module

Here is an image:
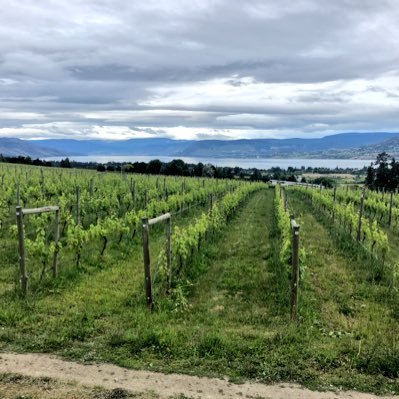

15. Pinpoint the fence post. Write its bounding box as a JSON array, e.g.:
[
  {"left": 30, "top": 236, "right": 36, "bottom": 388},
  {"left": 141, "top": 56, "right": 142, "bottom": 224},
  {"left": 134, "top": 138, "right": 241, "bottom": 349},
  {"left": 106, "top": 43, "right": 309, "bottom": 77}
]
[
  {"left": 291, "top": 224, "right": 300, "bottom": 320},
  {"left": 357, "top": 190, "right": 365, "bottom": 242},
  {"left": 332, "top": 186, "right": 337, "bottom": 221},
  {"left": 17, "top": 182, "right": 21, "bottom": 206},
  {"left": 166, "top": 216, "right": 172, "bottom": 292},
  {"left": 388, "top": 191, "right": 393, "bottom": 226},
  {"left": 283, "top": 188, "right": 287, "bottom": 211},
  {"left": 89, "top": 178, "right": 94, "bottom": 197},
  {"left": 16, "top": 206, "right": 28, "bottom": 297},
  {"left": 52, "top": 208, "right": 60, "bottom": 278},
  {"left": 163, "top": 177, "right": 167, "bottom": 200},
  {"left": 141, "top": 217, "right": 153, "bottom": 310},
  {"left": 131, "top": 181, "right": 136, "bottom": 209},
  {"left": 76, "top": 186, "right": 81, "bottom": 225},
  {"left": 40, "top": 168, "right": 44, "bottom": 187}
]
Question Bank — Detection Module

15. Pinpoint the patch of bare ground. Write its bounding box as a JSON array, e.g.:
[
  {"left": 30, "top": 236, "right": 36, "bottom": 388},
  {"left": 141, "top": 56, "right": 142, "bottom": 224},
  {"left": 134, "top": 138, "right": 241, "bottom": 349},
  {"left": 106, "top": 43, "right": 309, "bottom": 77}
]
[{"left": 0, "top": 353, "right": 397, "bottom": 399}]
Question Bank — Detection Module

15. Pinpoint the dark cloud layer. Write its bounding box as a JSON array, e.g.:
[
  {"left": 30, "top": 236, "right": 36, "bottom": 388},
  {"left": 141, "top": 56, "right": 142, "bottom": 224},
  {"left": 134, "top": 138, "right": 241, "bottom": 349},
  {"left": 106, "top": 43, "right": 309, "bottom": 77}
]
[{"left": 0, "top": 0, "right": 398, "bottom": 139}]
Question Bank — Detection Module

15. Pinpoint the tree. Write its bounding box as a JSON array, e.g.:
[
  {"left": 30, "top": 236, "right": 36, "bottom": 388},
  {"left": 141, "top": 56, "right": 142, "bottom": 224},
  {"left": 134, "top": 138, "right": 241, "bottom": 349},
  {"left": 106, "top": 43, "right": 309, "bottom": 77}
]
[
  {"left": 202, "top": 164, "right": 214, "bottom": 177},
  {"left": 251, "top": 169, "right": 261, "bottom": 181},
  {"left": 313, "top": 176, "right": 333, "bottom": 188},
  {"left": 147, "top": 159, "right": 162, "bottom": 175},
  {"left": 193, "top": 162, "right": 204, "bottom": 177},
  {"left": 365, "top": 165, "right": 375, "bottom": 188},
  {"left": 374, "top": 152, "right": 392, "bottom": 189},
  {"left": 60, "top": 158, "right": 71, "bottom": 168}
]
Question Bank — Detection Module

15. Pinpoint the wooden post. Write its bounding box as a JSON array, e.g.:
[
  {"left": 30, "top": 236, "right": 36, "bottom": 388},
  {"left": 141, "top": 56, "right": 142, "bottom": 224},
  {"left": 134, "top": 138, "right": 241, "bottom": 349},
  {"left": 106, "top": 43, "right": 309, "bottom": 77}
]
[
  {"left": 357, "top": 191, "right": 365, "bottom": 241},
  {"left": 163, "top": 177, "right": 167, "bottom": 200},
  {"left": 17, "top": 182, "right": 20, "bottom": 206},
  {"left": 1, "top": 174, "right": 4, "bottom": 189},
  {"left": 388, "top": 191, "right": 393, "bottom": 226},
  {"left": 166, "top": 217, "right": 172, "bottom": 291},
  {"left": 291, "top": 223, "right": 300, "bottom": 320},
  {"left": 89, "top": 178, "right": 94, "bottom": 197},
  {"left": 144, "top": 189, "right": 148, "bottom": 208},
  {"left": 52, "top": 208, "right": 60, "bottom": 277},
  {"left": 141, "top": 217, "right": 153, "bottom": 310},
  {"left": 131, "top": 181, "right": 136, "bottom": 208},
  {"left": 210, "top": 193, "right": 213, "bottom": 217},
  {"left": 283, "top": 189, "right": 287, "bottom": 211},
  {"left": 76, "top": 186, "right": 81, "bottom": 225},
  {"left": 332, "top": 186, "right": 337, "bottom": 222},
  {"left": 16, "top": 206, "right": 28, "bottom": 297}
]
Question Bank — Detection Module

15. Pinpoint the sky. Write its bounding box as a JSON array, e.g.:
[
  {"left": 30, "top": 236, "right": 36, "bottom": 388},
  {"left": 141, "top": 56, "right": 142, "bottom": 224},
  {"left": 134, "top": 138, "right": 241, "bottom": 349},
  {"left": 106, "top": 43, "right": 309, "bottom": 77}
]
[{"left": 0, "top": 0, "right": 399, "bottom": 141}]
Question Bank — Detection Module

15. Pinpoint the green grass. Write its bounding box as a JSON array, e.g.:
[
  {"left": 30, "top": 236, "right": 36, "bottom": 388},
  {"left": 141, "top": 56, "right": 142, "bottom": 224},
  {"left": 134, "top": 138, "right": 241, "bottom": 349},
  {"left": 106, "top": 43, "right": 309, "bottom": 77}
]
[{"left": 0, "top": 189, "right": 398, "bottom": 395}]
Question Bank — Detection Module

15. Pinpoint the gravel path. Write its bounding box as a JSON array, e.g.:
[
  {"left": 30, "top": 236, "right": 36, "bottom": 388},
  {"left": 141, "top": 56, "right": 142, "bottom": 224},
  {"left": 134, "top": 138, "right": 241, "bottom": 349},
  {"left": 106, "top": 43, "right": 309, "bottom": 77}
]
[{"left": 0, "top": 352, "right": 397, "bottom": 398}]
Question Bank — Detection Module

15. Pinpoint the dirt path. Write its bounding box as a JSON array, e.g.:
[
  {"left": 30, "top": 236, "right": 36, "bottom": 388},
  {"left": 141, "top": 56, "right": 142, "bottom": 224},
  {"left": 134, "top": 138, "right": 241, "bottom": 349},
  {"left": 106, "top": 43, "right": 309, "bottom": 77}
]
[{"left": 0, "top": 352, "right": 396, "bottom": 399}]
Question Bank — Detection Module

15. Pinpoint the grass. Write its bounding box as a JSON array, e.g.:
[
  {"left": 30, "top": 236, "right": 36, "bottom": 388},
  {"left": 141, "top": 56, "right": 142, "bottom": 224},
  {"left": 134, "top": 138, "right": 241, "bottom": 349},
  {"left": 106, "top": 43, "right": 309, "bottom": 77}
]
[{"left": 0, "top": 189, "right": 398, "bottom": 395}]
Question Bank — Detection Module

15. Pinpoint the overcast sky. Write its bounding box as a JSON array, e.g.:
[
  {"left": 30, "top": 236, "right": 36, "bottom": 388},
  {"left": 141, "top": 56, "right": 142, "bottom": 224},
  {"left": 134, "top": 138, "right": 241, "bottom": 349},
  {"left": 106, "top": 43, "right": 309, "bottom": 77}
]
[{"left": 1, "top": 0, "right": 399, "bottom": 141}]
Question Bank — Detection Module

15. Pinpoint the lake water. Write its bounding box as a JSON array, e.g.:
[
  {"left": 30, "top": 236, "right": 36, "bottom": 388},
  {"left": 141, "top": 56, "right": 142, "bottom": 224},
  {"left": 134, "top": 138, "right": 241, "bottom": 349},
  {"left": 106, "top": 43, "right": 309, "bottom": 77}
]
[{"left": 45, "top": 155, "right": 372, "bottom": 169}]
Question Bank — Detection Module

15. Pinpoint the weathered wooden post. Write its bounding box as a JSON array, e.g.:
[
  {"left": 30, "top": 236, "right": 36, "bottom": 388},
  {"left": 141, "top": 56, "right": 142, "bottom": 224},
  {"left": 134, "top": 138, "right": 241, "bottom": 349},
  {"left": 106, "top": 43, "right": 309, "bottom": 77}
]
[
  {"left": 16, "top": 206, "right": 28, "bottom": 297},
  {"left": 17, "top": 182, "right": 21, "bottom": 206},
  {"left": 40, "top": 168, "right": 44, "bottom": 188},
  {"left": 283, "top": 188, "right": 287, "bottom": 211},
  {"left": 210, "top": 193, "right": 213, "bottom": 217},
  {"left": 290, "top": 221, "right": 300, "bottom": 320},
  {"left": 332, "top": 186, "right": 337, "bottom": 221},
  {"left": 131, "top": 181, "right": 136, "bottom": 208},
  {"left": 144, "top": 189, "right": 148, "bottom": 208},
  {"left": 166, "top": 217, "right": 172, "bottom": 291},
  {"left": 163, "top": 176, "right": 167, "bottom": 200},
  {"left": 76, "top": 186, "right": 81, "bottom": 225},
  {"left": 52, "top": 208, "right": 60, "bottom": 277},
  {"left": 388, "top": 191, "right": 394, "bottom": 226},
  {"left": 141, "top": 217, "right": 153, "bottom": 310},
  {"left": 357, "top": 190, "right": 365, "bottom": 241},
  {"left": 89, "top": 178, "right": 94, "bottom": 197}
]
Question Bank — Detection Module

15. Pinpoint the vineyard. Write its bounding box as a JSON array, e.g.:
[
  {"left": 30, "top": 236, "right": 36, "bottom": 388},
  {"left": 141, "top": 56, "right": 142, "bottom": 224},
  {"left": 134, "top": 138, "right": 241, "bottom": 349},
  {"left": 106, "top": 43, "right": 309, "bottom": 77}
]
[{"left": 0, "top": 163, "right": 398, "bottom": 395}]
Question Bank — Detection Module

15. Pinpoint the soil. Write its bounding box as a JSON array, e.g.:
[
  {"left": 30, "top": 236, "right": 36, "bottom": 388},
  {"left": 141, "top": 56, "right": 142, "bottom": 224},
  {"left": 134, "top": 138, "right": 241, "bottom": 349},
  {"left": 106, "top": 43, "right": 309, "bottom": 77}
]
[{"left": 0, "top": 352, "right": 397, "bottom": 398}]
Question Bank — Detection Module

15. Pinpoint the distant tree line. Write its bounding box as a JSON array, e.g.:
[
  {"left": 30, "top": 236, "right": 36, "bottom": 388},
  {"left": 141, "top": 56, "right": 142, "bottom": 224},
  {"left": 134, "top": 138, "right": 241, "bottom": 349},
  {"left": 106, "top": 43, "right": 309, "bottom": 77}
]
[
  {"left": 365, "top": 152, "right": 399, "bottom": 190},
  {"left": 0, "top": 154, "right": 366, "bottom": 183},
  {"left": 0, "top": 154, "right": 53, "bottom": 167}
]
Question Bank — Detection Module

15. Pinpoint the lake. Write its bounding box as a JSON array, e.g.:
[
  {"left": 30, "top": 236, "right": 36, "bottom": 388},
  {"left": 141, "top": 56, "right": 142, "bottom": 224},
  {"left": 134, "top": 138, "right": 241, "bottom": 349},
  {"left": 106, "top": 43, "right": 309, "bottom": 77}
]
[{"left": 45, "top": 155, "right": 372, "bottom": 169}]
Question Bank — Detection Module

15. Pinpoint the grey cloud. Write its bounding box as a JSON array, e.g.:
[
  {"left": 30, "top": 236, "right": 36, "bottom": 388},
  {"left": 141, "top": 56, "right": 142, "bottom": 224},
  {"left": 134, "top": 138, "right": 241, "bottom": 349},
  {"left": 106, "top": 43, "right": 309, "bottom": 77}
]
[{"left": 0, "top": 0, "right": 399, "bottom": 139}]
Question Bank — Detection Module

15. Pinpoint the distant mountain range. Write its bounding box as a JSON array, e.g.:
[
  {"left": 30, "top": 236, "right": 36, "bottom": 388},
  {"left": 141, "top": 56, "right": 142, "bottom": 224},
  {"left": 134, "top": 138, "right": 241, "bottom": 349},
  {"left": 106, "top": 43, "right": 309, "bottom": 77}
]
[
  {"left": 1, "top": 132, "right": 399, "bottom": 159},
  {"left": 0, "top": 138, "right": 64, "bottom": 157}
]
